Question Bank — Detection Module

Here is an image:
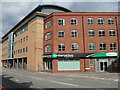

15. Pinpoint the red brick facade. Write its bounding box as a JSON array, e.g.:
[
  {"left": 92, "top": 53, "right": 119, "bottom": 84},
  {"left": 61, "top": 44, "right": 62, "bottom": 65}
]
[{"left": 43, "top": 12, "right": 119, "bottom": 73}]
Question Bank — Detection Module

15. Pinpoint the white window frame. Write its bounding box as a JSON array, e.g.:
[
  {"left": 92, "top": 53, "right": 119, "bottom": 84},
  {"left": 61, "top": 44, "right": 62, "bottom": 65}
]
[
  {"left": 45, "top": 21, "right": 52, "bottom": 28},
  {"left": 108, "top": 18, "right": 114, "bottom": 25},
  {"left": 87, "top": 18, "right": 94, "bottom": 25},
  {"left": 58, "top": 31, "right": 65, "bottom": 37},
  {"left": 45, "top": 45, "right": 51, "bottom": 52},
  {"left": 98, "top": 18, "right": 104, "bottom": 25},
  {"left": 45, "top": 32, "right": 52, "bottom": 40},
  {"left": 99, "top": 30, "right": 105, "bottom": 37},
  {"left": 110, "top": 43, "right": 116, "bottom": 50},
  {"left": 58, "top": 43, "right": 65, "bottom": 51},
  {"left": 58, "top": 18, "right": 65, "bottom": 25},
  {"left": 88, "top": 30, "right": 95, "bottom": 37},
  {"left": 71, "top": 43, "right": 79, "bottom": 51},
  {"left": 71, "top": 18, "right": 78, "bottom": 25},
  {"left": 109, "top": 30, "right": 115, "bottom": 36},
  {"left": 71, "top": 30, "right": 78, "bottom": 37},
  {"left": 100, "top": 43, "right": 106, "bottom": 50},
  {"left": 88, "top": 43, "right": 95, "bottom": 50}
]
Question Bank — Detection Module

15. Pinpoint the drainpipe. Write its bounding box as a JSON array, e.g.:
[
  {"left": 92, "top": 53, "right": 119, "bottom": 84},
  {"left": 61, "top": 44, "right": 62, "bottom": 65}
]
[{"left": 82, "top": 16, "right": 86, "bottom": 72}]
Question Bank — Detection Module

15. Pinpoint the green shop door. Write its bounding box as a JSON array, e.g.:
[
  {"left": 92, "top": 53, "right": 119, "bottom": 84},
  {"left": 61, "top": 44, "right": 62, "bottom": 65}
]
[{"left": 58, "top": 59, "right": 80, "bottom": 70}]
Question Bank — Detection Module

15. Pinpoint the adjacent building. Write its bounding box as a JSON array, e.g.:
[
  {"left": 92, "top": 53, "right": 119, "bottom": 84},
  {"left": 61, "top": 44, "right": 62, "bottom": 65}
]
[
  {"left": 43, "top": 12, "right": 120, "bottom": 72},
  {"left": 1, "top": 5, "right": 71, "bottom": 71}
]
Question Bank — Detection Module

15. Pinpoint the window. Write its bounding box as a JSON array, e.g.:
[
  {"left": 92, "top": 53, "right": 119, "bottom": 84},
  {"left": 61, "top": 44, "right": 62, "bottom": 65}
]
[
  {"left": 71, "top": 30, "right": 78, "bottom": 37},
  {"left": 71, "top": 18, "right": 77, "bottom": 25},
  {"left": 45, "top": 45, "right": 51, "bottom": 52},
  {"left": 89, "top": 43, "right": 95, "bottom": 50},
  {"left": 88, "top": 30, "right": 95, "bottom": 37},
  {"left": 108, "top": 18, "right": 114, "bottom": 25},
  {"left": 58, "top": 18, "right": 65, "bottom": 25},
  {"left": 45, "top": 33, "right": 51, "bottom": 40},
  {"left": 58, "top": 31, "right": 65, "bottom": 37},
  {"left": 45, "top": 21, "right": 52, "bottom": 28},
  {"left": 16, "top": 50, "right": 17, "bottom": 54},
  {"left": 110, "top": 43, "right": 116, "bottom": 50},
  {"left": 26, "top": 36, "right": 28, "bottom": 41},
  {"left": 87, "top": 18, "right": 94, "bottom": 25},
  {"left": 23, "top": 48, "right": 25, "bottom": 52},
  {"left": 14, "top": 42, "right": 16, "bottom": 46},
  {"left": 26, "top": 47, "right": 28, "bottom": 52},
  {"left": 21, "top": 39, "right": 22, "bottom": 43},
  {"left": 18, "top": 50, "right": 20, "bottom": 54},
  {"left": 89, "top": 59, "right": 94, "bottom": 67},
  {"left": 109, "top": 30, "right": 115, "bottom": 36},
  {"left": 99, "top": 30, "right": 105, "bottom": 37},
  {"left": 71, "top": 43, "right": 78, "bottom": 51},
  {"left": 100, "top": 43, "right": 106, "bottom": 50},
  {"left": 23, "top": 37, "right": 25, "bottom": 41},
  {"left": 14, "top": 51, "right": 15, "bottom": 55},
  {"left": 15, "top": 24, "right": 28, "bottom": 37},
  {"left": 98, "top": 18, "right": 104, "bottom": 25},
  {"left": 58, "top": 44, "right": 65, "bottom": 51},
  {"left": 113, "top": 58, "right": 118, "bottom": 67},
  {"left": 20, "top": 49, "right": 22, "bottom": 53}
]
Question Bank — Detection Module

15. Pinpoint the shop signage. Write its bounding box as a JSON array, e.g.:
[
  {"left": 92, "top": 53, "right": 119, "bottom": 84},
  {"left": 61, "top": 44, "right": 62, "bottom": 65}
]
[
  {"left": 90, "top": 52, "right": 118, "bottom": 57},
  {"left": 42, "top": 55, "right": 52, "bottom": 58},
  {"left": 42, "top": 53, "right": 93, "bottom": 59},
  {"left": 85, "top": 68, "right": 90, "bottom": 70},
  {"left": 53, "top": 53, "right": 74, "bottom": 58},
  {"left": 42, "top": 52, "right": 118, "bottom": 59},
  {"left": 106, "top": 52, "right": 118, "bottom": 56}
]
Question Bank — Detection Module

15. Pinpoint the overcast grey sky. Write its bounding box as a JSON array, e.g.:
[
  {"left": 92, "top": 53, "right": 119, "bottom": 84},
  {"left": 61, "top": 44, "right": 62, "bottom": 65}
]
[{"left": 0, "top": 0, "right": 120, "bottom": 38}]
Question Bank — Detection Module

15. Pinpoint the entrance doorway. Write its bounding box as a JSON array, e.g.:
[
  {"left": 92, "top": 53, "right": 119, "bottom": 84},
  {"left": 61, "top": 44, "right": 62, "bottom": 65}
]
[
  {"left": 96, "top": 59, "right": 112, "bottom": 72},
  {"left": 100, "top": 62, "right": 107, "bottom": 71}
]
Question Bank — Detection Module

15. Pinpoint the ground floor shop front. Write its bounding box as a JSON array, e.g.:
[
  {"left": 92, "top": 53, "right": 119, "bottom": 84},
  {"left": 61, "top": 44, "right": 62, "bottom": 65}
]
[
  {"left": 2, "top": 57, "right": 27, "bottom": 69},
  {"left": 43, "top": 52, "right": 119, "bottom": 72}
]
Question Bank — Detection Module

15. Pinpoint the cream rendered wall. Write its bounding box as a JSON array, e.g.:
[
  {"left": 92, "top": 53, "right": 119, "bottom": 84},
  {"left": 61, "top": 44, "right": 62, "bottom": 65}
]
[
  {"left": 27, "top": 18, "right": 44, "bottom": 71},
  {"left": 2, "top": 43, "right": 8, "bottom": 60}
]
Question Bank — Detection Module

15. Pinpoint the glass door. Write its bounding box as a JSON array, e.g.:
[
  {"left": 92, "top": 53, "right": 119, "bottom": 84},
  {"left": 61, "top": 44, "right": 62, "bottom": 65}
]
[{"left": 100, "top": 61, "right": 107, "bottom": 71}]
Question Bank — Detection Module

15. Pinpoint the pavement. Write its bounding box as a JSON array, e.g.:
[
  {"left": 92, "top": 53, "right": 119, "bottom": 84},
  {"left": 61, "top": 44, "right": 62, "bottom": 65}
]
[
  {"left": 3, "top": 67, "right": 120, "bottom": 81},
  {"left": 46, "top": 71, "right": 119, "bottom": 81},
  {"left": 1, "top": 67, "right": 120, "bottom": 89}
]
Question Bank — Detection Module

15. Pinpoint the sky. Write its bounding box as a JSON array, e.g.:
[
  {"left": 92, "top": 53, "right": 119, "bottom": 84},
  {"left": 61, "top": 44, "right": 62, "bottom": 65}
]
[{"left": 0, "top": 0, "right": 120, "bottom": 39}]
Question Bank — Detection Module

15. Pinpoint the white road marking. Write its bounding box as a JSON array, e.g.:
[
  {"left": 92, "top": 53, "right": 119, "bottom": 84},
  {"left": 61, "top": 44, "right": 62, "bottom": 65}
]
[
  {"left": 3, "top": 76, "right": 11, "bottom": 78},
  {"left": 49, "top": 80, "right": 78, "bottom": 87},
  {"left": 100, "top": 82, "right": 111, "bottom": 85},
  {"left": 15, "top": 79, "right": 19, "bottom": 82},
  {"left": 27, "top": 76, "right": 42, "bottom": 80}
]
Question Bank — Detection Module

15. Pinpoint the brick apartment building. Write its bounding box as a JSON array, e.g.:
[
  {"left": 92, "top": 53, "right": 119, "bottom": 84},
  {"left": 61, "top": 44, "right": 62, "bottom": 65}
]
[
  {"left": 1, "top": 5, "right": 119, "bottom": 72},
  {"left": 43, "top": 12, "right": 120, "bottom": 72}
]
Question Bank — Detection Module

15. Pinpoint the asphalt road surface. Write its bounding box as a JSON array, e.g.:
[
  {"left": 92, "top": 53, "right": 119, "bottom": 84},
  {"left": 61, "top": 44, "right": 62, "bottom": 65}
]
[{"left": 1, "top": 68, "right": 119, "bottom": 90}]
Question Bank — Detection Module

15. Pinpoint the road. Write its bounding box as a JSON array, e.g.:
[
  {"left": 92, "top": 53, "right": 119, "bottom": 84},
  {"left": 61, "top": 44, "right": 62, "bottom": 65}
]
[{"left": 0, "top": 68, "right": 119, "bottom": 89}]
